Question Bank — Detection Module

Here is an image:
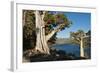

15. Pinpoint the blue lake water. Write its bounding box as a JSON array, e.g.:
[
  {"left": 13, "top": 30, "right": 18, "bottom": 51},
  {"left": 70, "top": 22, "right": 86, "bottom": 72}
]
[{"left": 51, "top": 44, "right": 91, "bottom": 58}]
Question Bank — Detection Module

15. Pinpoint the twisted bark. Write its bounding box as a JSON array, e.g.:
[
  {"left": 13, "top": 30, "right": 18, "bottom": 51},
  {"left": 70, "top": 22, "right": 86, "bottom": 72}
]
[
  {"left": 34, "top": 11, "right": 66, "bottom": 54},
  {"left": 35, "top": 11, "right": 50, "bottom": 54}
]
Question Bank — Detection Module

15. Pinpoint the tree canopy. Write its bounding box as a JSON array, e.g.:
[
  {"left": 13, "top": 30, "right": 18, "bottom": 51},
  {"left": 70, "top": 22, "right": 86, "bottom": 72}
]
[
  {"left": 23, "top": 10, "right": 71, "bottom": 51},
  {"left": 70, "top": 30, "right": 91, "bottom": 48}
]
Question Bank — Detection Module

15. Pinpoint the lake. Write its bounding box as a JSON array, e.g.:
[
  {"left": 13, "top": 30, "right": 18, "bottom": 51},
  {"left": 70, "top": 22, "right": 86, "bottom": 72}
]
[{"left": 50, "top": 44, "right": 91, "bottom": 58}]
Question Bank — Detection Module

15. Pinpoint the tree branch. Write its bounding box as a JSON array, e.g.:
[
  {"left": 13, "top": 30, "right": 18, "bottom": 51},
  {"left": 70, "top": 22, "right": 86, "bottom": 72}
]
[
  {"left": 75, "top": 38, "right": 81, "bottom": 42},
  {"left": 46, "top": 24, "right": 64, "bottom": 41},
  {"left": 42, "top": 11, "right": 46, "bottom": 20}
]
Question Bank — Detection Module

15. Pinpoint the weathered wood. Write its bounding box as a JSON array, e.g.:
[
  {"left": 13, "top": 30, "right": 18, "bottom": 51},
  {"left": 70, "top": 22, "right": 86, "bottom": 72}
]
[
  {"left": 80, "top": 38, "right": 84, "bottom": 57},
  {"left": 34, "top": 10, "right": 50, "bottom": 54},
  {"left": 46, "top": 24, "right": 63, "bottom": 41}
]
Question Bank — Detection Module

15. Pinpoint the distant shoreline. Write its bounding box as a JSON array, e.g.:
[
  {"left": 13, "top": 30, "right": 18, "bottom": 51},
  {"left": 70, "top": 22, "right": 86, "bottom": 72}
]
[{"left": 55, "top": 38, "right": 72, "bottom": 44}]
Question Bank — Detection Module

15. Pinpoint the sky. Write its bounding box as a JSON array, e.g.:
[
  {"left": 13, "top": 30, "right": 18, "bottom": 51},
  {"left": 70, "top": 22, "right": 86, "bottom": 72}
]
[{"left": 56, "top": 12, "right": 91, "bottom": 38}]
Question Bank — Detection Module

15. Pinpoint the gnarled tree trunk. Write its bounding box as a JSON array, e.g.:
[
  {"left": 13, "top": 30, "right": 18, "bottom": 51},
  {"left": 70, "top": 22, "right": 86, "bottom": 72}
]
[
  {"left": 34, "top": 11, "right": 63, "bottom": 54},
  {"left": 35, "top": 11, "right": 50, "bottom": 54},
  {"left": 80, "top": 38, "right": 84, "bottom": 57}
]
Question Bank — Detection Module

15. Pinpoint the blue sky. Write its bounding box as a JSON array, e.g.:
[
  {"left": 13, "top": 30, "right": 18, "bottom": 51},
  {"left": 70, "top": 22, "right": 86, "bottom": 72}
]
[{"left": 56, "top": 12, "right": 91, "bottom": 38}]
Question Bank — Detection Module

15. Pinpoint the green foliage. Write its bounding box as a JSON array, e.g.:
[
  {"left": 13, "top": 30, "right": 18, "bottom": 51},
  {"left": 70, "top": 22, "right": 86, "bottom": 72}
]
[
  {"left": 83, "top": 30, "right": 91, "bottom": 48},
  {"left": 70, "top": 30, "right": 91, "bottom": 48},
  {"left": 44, "top": 13, "right": 55, "bottom": 24},
  {"left": 70, "top": 30, "right": 85, "bottom": 41},
  {"left": 23, "top": 10, "right": 71, "bottom": 51},
  {"left": 44, "top": 12, "right": 71, "bottom": 34},
  {"left": 23, "top": 10, "right": 36, "bottom": 51},
  {"left": 86, "top": 30, "right": 91, "bottom": 35}
]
